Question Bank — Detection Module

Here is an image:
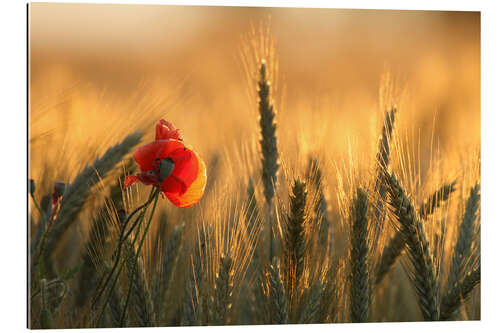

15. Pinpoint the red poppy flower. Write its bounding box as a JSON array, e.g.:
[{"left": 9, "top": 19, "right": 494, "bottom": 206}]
[{"left": 124, "top": 120, "right": 206, "bottom": 208}]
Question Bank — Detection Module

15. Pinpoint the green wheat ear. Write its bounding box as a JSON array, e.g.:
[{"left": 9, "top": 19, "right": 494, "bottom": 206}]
[
  {"left": 267, "top": 257, "right": 289, "bottom": 324},
  {"left": 153, "top": 223, "right": 185, "bottom": 320},
  {"left": 446, "top": 184, "right": 480, "bottom": 293},
  {"left": 349, "top": 188, "right": 370, "bottom": 323},
  {"left": 38, "top": 131, "right": 143, "bottom": 267},
  {"left": 307, "top": 157, "right": 330, "bottom": 254},
  {"left": 385, "top": 172, "right": 439, "bottom": 321},
  {"left": 373, "top": 107, "right": 397, "bottom": 249},
  {"left": 258, "top": 59, "right": 279, "bottom": 262},
  {"left": 213, "top": 253, "right": 235, "bottom": 325},
  {"left": 376, "top": 180, "right": 456, "bottom": 285},
  {"left": 258, "top": 59, "right": 279, "bottom": 205},
  {"left": 284, "top": 178, "right": 307, "bottom": 297},
  {"left": 76, "top": 160, "right": 136, "bottom": 308},
  {"left": 124, "top": 240, "right": 155, "bottom": 327},
  {"left": 440, "top": 184, "right": 480, "bottom": 320},
  {"left": 440, "top": 265, "right": 480, "bottom": 320}
]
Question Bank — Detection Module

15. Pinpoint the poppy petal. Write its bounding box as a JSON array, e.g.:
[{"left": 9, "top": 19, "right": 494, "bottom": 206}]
[
  {"left": 160, "top": 175, "right": 185, "bottom": 194},
  {"left": 124, "top": 175, "right": 140, "bottom": 188},
  {"left": 169, "top": 147, "right": 198, "bottom": 192},
  {"left": 134, "top": 141, "right": 162, "bottom": 172},
  {"left": 124, "top": 173, "right": 158, "bottom": 187},
  {"left": 134, "top": 140, "right": 186, "bottom": 172},
  {"left": 165, "top": 150, "right": 207, "bottom": 208}
]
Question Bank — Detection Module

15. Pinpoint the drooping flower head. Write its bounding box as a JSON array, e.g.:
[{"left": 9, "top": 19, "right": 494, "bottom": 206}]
[{"left": 124, "top": 120, "right": 206, "bottom": 208}]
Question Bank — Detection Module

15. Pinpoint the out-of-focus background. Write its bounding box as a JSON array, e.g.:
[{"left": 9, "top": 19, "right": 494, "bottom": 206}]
[{"left": 29, "top": 3, "right": 480, "bottom": 185}]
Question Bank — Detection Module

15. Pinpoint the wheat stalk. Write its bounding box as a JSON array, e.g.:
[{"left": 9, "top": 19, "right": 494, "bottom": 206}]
[
  {"left": 100, "top": 262, "right": 125, "bottom": 327},
  {"left": 39, "top": 279, "right": 53, "bottom": 329},
  {"left": 108, "top": 281, "right": 124, "bottom": 327},
  {"left": 319, "top": 261, "right": 342, "bottom": 323},
  {"left": 30, "top": 193, "right": 50, "bottom": 258},
  {"left": 375, "top": 233, "right": 405, "bottom": 286}
]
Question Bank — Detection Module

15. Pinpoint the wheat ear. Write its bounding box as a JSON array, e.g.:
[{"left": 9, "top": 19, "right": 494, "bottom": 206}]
[
  {"left": 38, "top": 131, "right": 142, "bottom": 266},
  {"left": 214, "top": 254, "right": 235, "bottom": 325},
  {"left": 258, "top": 59, "right": 279, "bottom": 205},
  {"left": 307, "top": 157, "right": 330, "bottom": 253},
  {"left": 376, "top": 181, "right": 456, "bottom": 285},
  {"left": 267, "top": 257, "right": 289, "bottom": 324},
  {"left": 373, "top": 107, "right": 397, "bottom": 247},
  {"left": 419, "top": 181, "right": 457, "bottom": 219},
  {"left": 125, "top": 241, "right": 155, "bottom": 326},
  {"left": 284, "top": 179, "right": 307, "bottom": 296},
  {"left": 153, "top": 223, "right": 184, "bottom": 319},
  {"left": 385, "top": 172, "right": 439, "bottom": 321},
  {"left": 76, "top": 163, "right": 135, "bottom": 308},
  {"left": 299, "top": 281, "right": 323, "bottom": 324},
  {"left": 446, "top": 184, "right": 480, "bottom": 295},
  {"left": 440, "top": 265, "right": 480, "bottom": 320},
  {"left": 349, "top": 188, "right": 370, "bottom": 323},
  {"left": 181, "top": 226, "right": 210, "bottom": 325},
  {"left": 258, "top": 59, "right": 279, "bottom": 261}
]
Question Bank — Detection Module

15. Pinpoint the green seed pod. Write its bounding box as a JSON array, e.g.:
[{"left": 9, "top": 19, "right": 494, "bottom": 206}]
[
  {"left": 29, "top": 178, "right": 36, "bottom": 196},
  {"left": 54, "top": 181, "right": 66, "bottom": 197},
  {"left": 160, "top": 158, "right": 175, "bottom": 181}
]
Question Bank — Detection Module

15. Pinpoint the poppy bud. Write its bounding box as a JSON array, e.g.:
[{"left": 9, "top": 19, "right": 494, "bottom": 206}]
[
  {"left": 159, "top": 158, "right": 175, "bottom": 181},
  {"left": 54, "top": 181, "right": 66, "bottom": 197},
  {"left": 29, "top": 178, "right": 36, "bottom": 196}
]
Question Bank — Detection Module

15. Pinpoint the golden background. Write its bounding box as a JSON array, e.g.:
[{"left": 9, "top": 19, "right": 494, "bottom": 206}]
[{"left": 30, "top": 4, "right": 480, "bottom": 186}]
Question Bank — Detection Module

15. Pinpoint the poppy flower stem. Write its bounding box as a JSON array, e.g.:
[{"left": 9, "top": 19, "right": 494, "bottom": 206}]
[
  {"left": 95, "top": 208, "right": 151, "bottom": 325},
  {"left": 30, "top": 193, "right": 47, "bottom": 225},
  {"left": 93, "top": 187, "right": 158, "bottom": 323},
  {"left": 119, "top": 188, "right": 161, "bottom": 326}
]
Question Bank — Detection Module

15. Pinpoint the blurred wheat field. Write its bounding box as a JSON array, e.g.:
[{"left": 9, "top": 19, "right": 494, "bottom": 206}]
[{"left": 28, "top": 3, "right": 480, "bottom": 328}]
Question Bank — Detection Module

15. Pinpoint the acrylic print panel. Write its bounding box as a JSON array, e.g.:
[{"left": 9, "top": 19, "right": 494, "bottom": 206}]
[{"left": 28, "top": 2, "right": 480, "bottom": 328}]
